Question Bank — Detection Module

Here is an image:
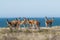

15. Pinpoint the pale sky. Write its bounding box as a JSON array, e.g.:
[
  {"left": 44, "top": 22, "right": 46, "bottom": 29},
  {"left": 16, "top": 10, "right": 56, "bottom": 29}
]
[{"left": 0, "top": 0, "right": 60, "bottom": 18}]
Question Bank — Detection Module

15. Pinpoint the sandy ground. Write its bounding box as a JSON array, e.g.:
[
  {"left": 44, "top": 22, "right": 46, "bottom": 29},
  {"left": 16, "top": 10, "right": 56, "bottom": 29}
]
[{"left": 0, "top": 26, "right": 60, "bottom": 40}]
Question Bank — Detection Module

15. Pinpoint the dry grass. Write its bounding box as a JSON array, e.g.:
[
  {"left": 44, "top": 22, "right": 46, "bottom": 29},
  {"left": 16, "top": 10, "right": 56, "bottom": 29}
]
[{"left": 0, "top": 27, "right": 60, "bottom": 40}]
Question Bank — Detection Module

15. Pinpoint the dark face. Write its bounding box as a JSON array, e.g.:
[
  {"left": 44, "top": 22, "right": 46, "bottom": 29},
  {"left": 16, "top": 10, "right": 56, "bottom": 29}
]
[
  {"left": 16, "top": 18, "right": 18, "bottom": 20},
  {"left": 45, "top": 16, "right": 47, "bottom": 19},
  {"left": 6, "top": 19, "right": 9, "bottom": 22},
  {"left": 18, "top": 17, "right": 21, "bottom": 19},
  {"left": 23, "top": 17, "right": 27, "bottom": 21}
]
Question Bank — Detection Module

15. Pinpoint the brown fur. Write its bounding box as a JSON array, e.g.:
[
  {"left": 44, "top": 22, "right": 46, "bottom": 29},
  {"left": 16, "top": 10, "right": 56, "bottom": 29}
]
[{"left": 45, "top": 17, "right": 54, "bottom": 27}]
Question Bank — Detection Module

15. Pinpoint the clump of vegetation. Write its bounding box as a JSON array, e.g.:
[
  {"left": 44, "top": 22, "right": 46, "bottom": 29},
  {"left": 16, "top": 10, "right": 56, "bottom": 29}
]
[{"left": 24, "top": 29, "right": 32, "bottom": 33}]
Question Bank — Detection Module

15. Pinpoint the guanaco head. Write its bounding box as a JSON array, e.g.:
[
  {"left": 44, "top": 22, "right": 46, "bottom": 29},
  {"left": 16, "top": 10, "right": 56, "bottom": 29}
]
[{"left": 45, "top": 16, "right": 48, "bottom": 21}]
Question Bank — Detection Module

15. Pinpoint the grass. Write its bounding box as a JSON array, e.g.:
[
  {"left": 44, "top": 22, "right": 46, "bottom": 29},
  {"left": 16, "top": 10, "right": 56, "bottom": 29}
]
[{"left": 0, "top": 27, "right": 60, "bottom": 40}]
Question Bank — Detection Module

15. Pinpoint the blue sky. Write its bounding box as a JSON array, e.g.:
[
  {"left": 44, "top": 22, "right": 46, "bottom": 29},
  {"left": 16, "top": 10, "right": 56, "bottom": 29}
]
[{"left": 0, "top": 0, "right": 60, "bottom": 18}]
